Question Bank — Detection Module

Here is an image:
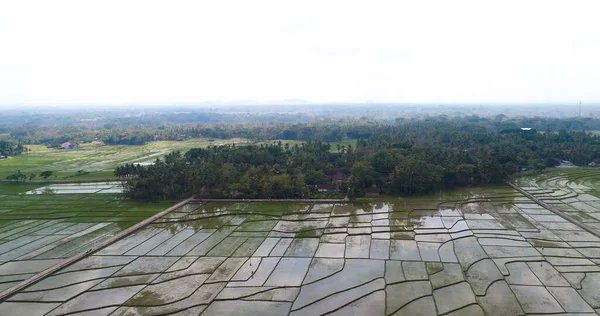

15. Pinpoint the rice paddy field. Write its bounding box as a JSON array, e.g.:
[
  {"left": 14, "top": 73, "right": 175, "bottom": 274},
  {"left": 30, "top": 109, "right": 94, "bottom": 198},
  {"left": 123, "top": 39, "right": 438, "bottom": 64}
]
[
  {"left": 0, "top": 138, "right": 248, "bottom": 181},
  {"left": 517, "top": 168, "right": 600, "bottom": 192},
  {"left": 24, "top": 182, "right": 125, "bottom": 195},
  {"left": 0, "top": 183, "right": 172, "bottom": 293},
  {"left": 516, "top": 168, "right": 600, "bottom": 230},
  {"left": 4, "top": 183, "right": 600, "bottom": 315}
]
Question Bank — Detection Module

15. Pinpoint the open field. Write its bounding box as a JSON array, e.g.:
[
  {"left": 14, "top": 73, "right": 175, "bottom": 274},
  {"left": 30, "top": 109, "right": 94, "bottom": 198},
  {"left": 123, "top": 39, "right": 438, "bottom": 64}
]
[
  {"left": 0, "top": 184, "right": 172, "bottom": 291},
  {"left": 0, "top": 138, "right": 248, "bottom": 181},
  {"left": 4, "top": 186, "right": 600, "bottom": 314}
]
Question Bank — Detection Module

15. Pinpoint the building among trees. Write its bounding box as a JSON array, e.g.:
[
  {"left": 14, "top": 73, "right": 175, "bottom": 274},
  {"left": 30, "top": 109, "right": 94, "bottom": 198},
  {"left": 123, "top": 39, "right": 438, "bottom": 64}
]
[{"left": 364, "top": 184, "right": 381, "bottom": 197}]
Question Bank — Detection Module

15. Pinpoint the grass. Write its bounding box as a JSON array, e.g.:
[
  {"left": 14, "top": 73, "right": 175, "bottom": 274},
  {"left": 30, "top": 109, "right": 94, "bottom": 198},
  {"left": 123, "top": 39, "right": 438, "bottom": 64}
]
[
  {"left": 0, "top": 183, "right": 41, "bottom": 194},
  {"left": 0, "top": 184, "right": 174, "bottom": 275},
  {"left": 0, "top": 138, "right": 247, "bottom": 181},
  {"left": 0, "top": 184, "right": 172, "bottom": 222}
]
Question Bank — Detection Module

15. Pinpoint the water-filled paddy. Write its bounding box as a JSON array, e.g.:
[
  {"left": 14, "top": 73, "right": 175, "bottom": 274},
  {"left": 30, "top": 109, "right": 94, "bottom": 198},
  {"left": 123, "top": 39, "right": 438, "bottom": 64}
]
[
  {"left": 0, "top": 184, "right": 172, "bottom": 292},
  {"left": 3, "top": 185, "right": 600, "bottom": 315},
  {"left": 516, "top": 168, "right": 600, "bottom": 232},
  {"left": 25, "top": 182, "right": 124, "bottom": 195}
]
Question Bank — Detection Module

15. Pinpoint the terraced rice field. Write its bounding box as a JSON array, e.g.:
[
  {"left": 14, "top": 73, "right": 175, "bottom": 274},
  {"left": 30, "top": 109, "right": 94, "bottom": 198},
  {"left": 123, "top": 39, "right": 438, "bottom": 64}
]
[
  {"left": 4, "top": 186, "right": 600, "bottom": 315},
  {"left": 0, "top": 184, "right": 172, "bottom": 292},
  {"left": 516, "top": 168, "right": 600, "bottom": 232}
]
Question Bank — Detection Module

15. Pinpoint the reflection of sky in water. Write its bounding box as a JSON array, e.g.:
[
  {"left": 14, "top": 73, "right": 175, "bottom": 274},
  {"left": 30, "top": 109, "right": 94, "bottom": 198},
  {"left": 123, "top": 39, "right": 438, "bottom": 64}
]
[
  {"left": 7, "top": 189, "right": 600, "bottom": 314},
  {"left": 411, "top": 216, "right": 445, "bottom": 229},
  {"left": 25, "top": 182, "right": 124, "bottom": 194},
  {"left": 438, "top": 208, "right": 462, "bottom": 216},
  {"left": 311, "top": 204, "right": 335, "bottom": 212}
]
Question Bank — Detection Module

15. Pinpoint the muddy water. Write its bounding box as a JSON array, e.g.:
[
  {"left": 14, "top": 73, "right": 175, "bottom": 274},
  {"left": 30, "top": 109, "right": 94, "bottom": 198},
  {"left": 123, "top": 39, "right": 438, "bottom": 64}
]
[{"left": 3, "top": 187, "right": 600, "bottom": 315}]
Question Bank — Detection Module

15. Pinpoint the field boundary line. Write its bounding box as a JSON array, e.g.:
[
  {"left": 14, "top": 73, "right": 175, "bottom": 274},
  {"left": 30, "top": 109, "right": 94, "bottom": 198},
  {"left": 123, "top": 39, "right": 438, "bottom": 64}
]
[
  {"left": 0, "top": 195, "right": 195, "bottom": 302},
  {"left": 507, "top": 181, "right": 600, "bottom": 238}
]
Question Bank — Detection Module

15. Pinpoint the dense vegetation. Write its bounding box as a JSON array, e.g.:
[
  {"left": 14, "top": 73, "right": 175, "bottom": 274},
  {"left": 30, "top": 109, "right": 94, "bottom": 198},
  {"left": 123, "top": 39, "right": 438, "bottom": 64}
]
[
  {"left": 0, "top": 140, "right": 24, "bottom": 157},
  {"left": 4, "top": 103, "right": 593, "bottom": 131},
  {"left": 8, "top": 114, "right": 600, "bottom": 147},
  {"left": 115, "top": 117, "right": 600, "bottom": 200}
]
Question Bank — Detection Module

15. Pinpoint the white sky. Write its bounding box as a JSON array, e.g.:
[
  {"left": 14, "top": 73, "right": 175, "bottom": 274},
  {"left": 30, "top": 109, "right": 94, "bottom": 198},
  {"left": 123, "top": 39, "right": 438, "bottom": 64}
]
[{"left": 1, "top": 0, "right": 599, "bottom": 106}]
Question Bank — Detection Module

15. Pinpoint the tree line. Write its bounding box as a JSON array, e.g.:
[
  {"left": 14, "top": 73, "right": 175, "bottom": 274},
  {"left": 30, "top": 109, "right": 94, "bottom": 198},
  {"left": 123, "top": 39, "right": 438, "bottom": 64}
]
[
  {"left": 9, "top": 115, "right": 600, "bottom": 147},
  {"left": 116, "top": 118, "right": 600, "bottom": 200}
]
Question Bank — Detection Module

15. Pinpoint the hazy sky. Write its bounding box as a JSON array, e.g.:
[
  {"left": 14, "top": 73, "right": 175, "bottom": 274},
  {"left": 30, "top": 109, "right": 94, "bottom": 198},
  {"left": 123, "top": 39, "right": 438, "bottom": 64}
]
[{"left": 1, "top": 0, "right": 599, "bottom": 106}]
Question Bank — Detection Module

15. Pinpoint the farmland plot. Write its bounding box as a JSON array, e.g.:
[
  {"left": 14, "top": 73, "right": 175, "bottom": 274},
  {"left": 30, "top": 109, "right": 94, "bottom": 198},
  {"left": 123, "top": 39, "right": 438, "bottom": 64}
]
[
  {"left": 4, "top": 187, "right": 600, "bottom": 315},
  {"left": 0, "top": 138, "right": 247, "bottom": 180},
  {"left": 516, "top": 168, "right": 600, "bottom": 233},
  {"left": 0, "top": 185, "right": 171, "bottom": 292}
]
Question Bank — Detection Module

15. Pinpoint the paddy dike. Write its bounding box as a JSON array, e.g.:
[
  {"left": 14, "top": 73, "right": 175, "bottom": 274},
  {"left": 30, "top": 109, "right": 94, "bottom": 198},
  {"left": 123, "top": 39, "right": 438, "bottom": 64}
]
[
  {"left": 3, "top": 185, "right": 600, "bottom": 315},
  {"left": 0, "top": 197, "right": 194, "bottom": 301},
  {"left": 0, "top": 184, "right": 173, "bottom": 298},
  {"left": 508, "top": 181, "right": 600, "bottom": 239}
]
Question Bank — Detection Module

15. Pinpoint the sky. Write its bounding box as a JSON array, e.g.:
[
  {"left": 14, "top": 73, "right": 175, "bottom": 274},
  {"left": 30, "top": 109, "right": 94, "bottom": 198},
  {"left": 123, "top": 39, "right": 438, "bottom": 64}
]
[{"left": 1, "top": 0, "right": 600, "bottom": 107}]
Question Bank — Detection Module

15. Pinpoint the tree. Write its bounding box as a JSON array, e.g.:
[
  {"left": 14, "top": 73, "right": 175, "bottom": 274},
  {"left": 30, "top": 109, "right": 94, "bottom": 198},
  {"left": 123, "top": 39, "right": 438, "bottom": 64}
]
[
  {"left": 389, "top": 158, "right": 443, "bottom": 194},
  {"left": 304, "top": 170, "right": 327, "bottom": 185},
  {"left": 455, "top": 164, "right": 476, "bottom": 186},
  {"left": 189, "top": 162, "right": 220, "bottom": 195},
  {"left": 6, "top": 170, "right": 26, "bottom": 183},
  {"left": 0, "top": 140, "right": 24, "bottom": 156},
  {"left": 346, "top": 162, "right": 377, "bottom": 197},
  {"left": 268, "top": 174, "right": 295, "bottom": 198},
  {"left": 110, "top": 115, "right": 600, "bottom": 200},
  {"left": 239, "top": 166, "right": 265, "bottom": 198},
  {"left": 40, "top": 171, "right": 54, "bottom": 180},
  {"left": 43, "top": 187, "right": 56, "bottom": 194}
]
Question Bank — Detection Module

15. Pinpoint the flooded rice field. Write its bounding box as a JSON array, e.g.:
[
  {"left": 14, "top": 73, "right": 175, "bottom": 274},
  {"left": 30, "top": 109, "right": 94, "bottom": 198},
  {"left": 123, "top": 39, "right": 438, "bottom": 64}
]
[
  {"left": 26, "top": 182, "right": 124, "bottom": 195},
  {"left": 3, "top": 185, "right": 600, "bottom": 315},
  {"left": 0, "top": 187, "right": 171, "bottom": 292},
  {"left": 517, "top": 169, "right": 600, "bottom": 231}
]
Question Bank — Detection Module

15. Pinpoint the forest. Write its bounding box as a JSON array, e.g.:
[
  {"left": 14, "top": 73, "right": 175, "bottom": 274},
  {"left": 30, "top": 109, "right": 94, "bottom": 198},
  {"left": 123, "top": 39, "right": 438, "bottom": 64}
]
[
  {"left": 114, "top": 117, "right": 600, "bottom": 200},
  {"left": 6, "top": 114, "right": 600, "bottom": 146}
]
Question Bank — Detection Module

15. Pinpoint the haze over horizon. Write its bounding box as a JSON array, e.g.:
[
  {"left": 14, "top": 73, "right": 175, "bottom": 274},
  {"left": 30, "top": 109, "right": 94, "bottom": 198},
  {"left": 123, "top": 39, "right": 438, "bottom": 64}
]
[{"left": 1, "top": 0, "right": 600, "bottom": 107}]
